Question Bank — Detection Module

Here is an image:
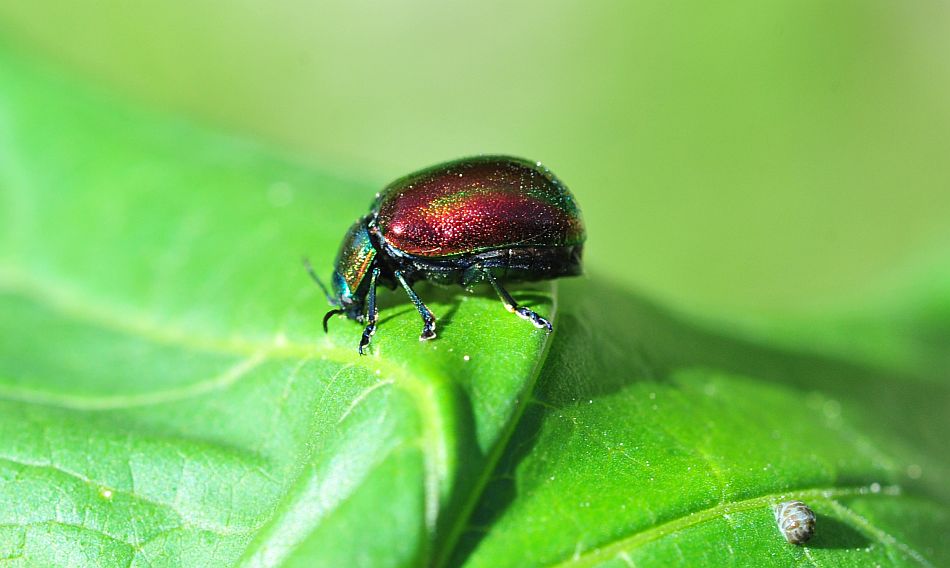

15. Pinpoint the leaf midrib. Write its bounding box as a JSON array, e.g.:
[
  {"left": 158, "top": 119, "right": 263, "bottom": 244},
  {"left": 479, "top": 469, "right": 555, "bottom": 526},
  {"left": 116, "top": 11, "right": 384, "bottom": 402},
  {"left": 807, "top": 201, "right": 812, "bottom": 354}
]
[
  {"left": 432, "top": 287, "right": 558, "bottom": 568},
  {"left": 0, "top": 264, "right": 454, "bottom": 554},
  {"left": 546, "top": 484, "right": 932, "bottom": 568}
]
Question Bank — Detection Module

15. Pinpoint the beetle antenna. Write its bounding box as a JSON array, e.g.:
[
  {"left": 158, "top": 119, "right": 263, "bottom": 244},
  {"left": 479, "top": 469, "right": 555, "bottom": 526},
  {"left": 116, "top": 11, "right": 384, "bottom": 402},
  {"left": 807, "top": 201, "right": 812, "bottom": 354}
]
[
  {"left": 303, "top": 257, "right": 335, "bottom": 304},
  {"left": 322, "top": 309, "right": 344, "bottom": 333}
]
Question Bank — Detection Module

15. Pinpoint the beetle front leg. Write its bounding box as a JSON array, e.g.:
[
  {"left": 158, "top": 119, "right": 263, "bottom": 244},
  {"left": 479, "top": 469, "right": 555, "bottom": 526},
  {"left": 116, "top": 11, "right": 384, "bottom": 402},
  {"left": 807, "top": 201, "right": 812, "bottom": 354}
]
[
  {"left": 358, "top": 267, "right": 381, "bottom": 355},
  {"left": 394, "top": 271, "right": 437, "bottom": 341},
  {"left": 483, "top": 270, "right": 553, "bottom": 332}
]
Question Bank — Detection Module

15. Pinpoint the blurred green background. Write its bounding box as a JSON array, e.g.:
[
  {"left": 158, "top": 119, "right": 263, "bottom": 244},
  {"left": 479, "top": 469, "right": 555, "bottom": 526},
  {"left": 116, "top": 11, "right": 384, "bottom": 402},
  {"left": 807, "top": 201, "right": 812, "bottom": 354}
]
[{"left": 2, "top": 0, "right": 949, "bottom": 321}]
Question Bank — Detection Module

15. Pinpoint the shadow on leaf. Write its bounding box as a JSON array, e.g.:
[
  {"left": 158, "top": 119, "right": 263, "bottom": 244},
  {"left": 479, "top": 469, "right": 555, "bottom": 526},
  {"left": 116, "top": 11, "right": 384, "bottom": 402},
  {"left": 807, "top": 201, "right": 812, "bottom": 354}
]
[
  {"left": 444, "top": 275, "right": 950, "bottom": 566},
  {"left": 806, "top": 515, "right": 870, "bottom": 550}
]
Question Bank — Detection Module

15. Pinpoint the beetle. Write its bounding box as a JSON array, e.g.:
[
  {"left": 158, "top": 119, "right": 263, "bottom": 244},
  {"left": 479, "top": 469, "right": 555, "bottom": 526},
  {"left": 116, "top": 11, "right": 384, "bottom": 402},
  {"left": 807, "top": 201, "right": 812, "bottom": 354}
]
[{"left": 306, "top": 155, "right": 585, "bottom": 354}]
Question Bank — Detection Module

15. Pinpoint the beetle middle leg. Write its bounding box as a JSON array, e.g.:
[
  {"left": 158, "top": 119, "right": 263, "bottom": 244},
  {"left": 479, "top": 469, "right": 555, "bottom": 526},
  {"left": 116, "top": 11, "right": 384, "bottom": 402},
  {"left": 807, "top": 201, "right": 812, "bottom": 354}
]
[
  {"left": 394, "top": 270, "right": 437, "bottom": 341},
  {"left": 483, "top": 270, "right": 553, "bottom": 332},
  {"left": 358, "top": 267, "right": 381, "bottom": 355}
]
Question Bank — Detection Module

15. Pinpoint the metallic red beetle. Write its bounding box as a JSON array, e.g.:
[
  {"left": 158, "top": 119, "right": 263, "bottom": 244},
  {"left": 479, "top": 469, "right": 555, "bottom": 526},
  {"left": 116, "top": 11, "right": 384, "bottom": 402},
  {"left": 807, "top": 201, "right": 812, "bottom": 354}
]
[{"left": 307, "top": 155, "right": 586, "bottom": 354}]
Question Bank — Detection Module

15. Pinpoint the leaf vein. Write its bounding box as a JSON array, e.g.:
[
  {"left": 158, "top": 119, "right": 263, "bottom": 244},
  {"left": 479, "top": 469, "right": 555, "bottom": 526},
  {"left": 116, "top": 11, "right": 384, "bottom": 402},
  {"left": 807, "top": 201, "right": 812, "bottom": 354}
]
[
  {"left": 0, "top": 266, "right": 457, "bottom": 554},
  {"left": 827, "top": 499, "right": 934, "bottom": 568},
  {"left": 546, "top": 484, "right": 906, "bottom": 567},
  {"left": 0, "top": 456, "right": 256, "bottom": 538}
]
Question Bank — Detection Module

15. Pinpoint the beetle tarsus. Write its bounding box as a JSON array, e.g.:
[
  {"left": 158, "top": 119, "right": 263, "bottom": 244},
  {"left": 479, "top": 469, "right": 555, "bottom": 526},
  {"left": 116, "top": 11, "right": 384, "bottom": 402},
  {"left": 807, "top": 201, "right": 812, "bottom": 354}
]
[
  {"left": 516, "top": 307, "right": 553, "bottom": 332},
  {"left": 359, "top": 322, "right": 376, "bottom": 355},
  {"left": 394, "top": 270, "right": 439, "bottom": 342},
  {"left": 419, "top": 318, "right": 437, "bottom": 341},
  {"left": 357, "top": 267, "right": 381, "bottom": 354},
  {"left": 485, "top": 270, "right": 553, "bottom": 333}
]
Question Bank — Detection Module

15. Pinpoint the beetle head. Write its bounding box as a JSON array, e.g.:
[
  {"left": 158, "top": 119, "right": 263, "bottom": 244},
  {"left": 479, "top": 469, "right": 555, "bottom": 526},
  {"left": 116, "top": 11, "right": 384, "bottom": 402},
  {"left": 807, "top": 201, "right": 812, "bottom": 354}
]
[
  {"left": 329, "top": 269, "right": 366, "bottom": 322},
  {"left": 308, "top": 219, "right": 377, "bottom": 331}
]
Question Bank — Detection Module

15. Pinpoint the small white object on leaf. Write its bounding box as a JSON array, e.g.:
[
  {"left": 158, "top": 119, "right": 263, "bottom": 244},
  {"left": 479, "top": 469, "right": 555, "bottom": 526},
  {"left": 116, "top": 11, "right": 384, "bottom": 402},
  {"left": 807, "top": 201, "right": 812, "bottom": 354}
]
[{"left": 774, "top": 500, "right": 816, "bottom": 545}]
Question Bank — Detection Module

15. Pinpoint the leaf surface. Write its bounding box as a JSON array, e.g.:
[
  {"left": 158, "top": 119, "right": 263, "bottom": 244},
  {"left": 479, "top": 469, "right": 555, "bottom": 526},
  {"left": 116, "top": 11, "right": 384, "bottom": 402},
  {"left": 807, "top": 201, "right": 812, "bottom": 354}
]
[
  {"left": 0, "top": 48, "right": 551, "bottom": 567},
  {"left": 458, "top": 279, "right": 950, "bottom": 567},
  {"left": 0, "top": 46, "right": 947, "bottom": 568}
]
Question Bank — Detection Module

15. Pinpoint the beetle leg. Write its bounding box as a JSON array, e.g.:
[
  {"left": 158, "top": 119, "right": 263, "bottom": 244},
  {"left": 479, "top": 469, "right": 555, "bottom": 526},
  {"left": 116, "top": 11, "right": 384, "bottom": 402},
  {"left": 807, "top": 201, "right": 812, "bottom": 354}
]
[
  {"left": 394, "top": 271, "right": 437, "bottom": 341},
  {"left": 358, "top": 267, "right": 381, "bottom": 355},
  {"left": 484, "top": 271, "right": 553, "bottom": 333}
]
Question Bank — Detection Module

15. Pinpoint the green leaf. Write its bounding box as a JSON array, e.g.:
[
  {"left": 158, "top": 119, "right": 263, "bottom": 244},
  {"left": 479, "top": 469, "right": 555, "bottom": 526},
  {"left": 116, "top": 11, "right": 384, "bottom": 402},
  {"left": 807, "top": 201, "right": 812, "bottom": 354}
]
[
  {"left": 1, "top": 44, "right": 948, "bottom": 568},
  {"left": 458, "top": 279, "right": 950, "bottom": 566},
  {"left": 0, "top": 48, "right": 552, "bottom": 566}
]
